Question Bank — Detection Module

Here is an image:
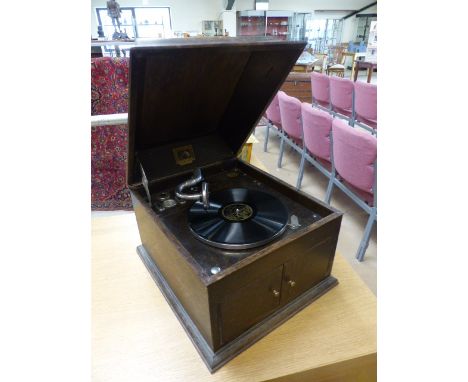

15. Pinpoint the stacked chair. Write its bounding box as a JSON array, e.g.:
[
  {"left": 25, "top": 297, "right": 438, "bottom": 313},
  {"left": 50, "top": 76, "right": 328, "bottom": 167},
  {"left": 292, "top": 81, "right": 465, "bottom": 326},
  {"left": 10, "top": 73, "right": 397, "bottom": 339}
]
[
  {"left": 263, "top": 93, "right": 282, "bottom": 152},
  {"left": 329, "top": 76, "right": 354, "bottom": 123},
  {"left": 296, "top": 104, "right": 333, "bottom": 192},
  {"left": 311, "top": 72, "right": 331, "bottom": 111},
  {"left": 353, "top": 81, "right": 377, "bottom": 132},
  {"left": 260, "top": 74, "right": 377, "bottom": 261},
  {"left": 310, "top": 73, "right": 377, "bottom": 134},
  {"left": 277, "top": 92, "right": 304, "bottom": 189},
  {"left": 325, "top": 119, "right": 377, "bottom": 261}
]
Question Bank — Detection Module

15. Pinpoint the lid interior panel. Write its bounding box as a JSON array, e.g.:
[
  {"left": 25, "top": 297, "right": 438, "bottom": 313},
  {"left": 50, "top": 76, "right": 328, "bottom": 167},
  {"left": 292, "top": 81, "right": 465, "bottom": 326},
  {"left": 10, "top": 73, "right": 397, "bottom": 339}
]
[{"left": 127, "top": 38, "right": 306, "bottom": 184}]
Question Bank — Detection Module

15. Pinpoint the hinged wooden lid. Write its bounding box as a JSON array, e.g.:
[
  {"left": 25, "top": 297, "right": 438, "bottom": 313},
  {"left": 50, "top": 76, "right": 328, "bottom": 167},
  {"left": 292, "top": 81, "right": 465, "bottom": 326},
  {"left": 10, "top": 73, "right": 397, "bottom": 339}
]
[{"left": 127, "top": 37, "right": 305, "bottom": 185}]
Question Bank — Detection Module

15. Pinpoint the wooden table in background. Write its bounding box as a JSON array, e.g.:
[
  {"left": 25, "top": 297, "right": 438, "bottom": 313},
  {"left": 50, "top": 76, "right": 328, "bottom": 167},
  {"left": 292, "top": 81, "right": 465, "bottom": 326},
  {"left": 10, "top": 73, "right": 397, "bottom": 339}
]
[
  {"left": 280, "top": 72, "right": 312, "bottom": 103},
  {"left": 353, "top": 61, "right": 377, "bottom": 83},
  {"left": 92, "top": 213, "right": 376, "bottom": 382},
  {"left": 291, "top": 59, "right": 318, "bottom": 73}
]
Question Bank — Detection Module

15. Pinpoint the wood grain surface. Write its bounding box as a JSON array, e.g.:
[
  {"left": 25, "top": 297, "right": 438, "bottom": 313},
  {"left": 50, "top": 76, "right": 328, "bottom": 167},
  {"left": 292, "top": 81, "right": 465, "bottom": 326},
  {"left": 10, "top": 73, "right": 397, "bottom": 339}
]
[{"left": 92, "top": 213, "right": 376, "bottom": 382}]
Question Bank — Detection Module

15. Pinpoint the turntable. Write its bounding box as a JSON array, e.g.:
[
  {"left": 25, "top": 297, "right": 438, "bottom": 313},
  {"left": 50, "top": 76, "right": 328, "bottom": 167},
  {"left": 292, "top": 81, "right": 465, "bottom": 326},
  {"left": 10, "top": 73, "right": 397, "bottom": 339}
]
[{"left": 127, "top": 38, "right": 343, "bottom": 372}]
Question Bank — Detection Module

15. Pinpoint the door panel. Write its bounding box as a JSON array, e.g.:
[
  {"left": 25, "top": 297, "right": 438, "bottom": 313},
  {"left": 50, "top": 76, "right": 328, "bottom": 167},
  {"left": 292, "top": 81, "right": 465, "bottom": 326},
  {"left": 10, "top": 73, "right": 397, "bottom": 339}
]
[
  {"left": 219, "top": 265, "right": 283, "bottom": 345},
  {"left": 281, "top": 237, "right": 334, "bottom": 304}
]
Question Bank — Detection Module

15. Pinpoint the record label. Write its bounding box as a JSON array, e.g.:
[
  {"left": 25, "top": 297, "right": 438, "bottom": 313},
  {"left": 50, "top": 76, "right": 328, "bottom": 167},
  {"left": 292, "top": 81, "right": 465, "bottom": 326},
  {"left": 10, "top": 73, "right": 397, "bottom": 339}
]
[{"left": 221, "top": 203, "right": 254, "bottom": 222}]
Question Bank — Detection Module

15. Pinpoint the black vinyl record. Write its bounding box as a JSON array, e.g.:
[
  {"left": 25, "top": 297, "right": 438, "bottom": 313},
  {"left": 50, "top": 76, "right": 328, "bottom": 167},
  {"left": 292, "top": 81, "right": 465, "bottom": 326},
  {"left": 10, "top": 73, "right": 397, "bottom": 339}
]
[{"left": 188, "top": 188, "right": 289, "bottom": 250}]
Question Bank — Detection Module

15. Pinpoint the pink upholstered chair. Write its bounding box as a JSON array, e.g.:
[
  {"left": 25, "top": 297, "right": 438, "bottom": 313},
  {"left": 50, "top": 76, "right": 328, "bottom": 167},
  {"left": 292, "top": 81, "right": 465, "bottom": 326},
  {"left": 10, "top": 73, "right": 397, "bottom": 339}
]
[
  {"left": 277, "top": 92, "right": 304, "bottom": 187},
  {"left": 311, "top": 72, "right": 330, "bottom": 111},
  {"left": 325, "top": 118, "right": 377, "bottom": 261},
  {"left": 263, "top": 92, "right": 282, "bottom": 152},
  {"left": 329, "top": 76, "right": 354, "bottom": 122},
  {"left": 353, "top": 81, "right": 377, "bottom": 133},
  {"left": 296, "top": 103, "right": 333, "bottom": 191}
]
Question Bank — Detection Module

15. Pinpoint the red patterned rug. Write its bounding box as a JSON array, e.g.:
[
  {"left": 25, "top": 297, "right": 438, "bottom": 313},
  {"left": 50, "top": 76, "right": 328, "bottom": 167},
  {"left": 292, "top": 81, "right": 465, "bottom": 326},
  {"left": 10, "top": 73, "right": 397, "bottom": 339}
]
[
  {"left": 91, "top": 123, "right": 132, "bottom": 211},
  {"left": 91, "top": 57, "right": 132, "bottom": 211}
]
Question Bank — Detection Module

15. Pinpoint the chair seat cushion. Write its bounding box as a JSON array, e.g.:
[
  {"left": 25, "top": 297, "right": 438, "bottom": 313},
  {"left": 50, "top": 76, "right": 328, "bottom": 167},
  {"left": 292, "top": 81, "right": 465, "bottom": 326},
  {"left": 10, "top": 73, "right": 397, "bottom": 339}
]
[
  {"left": 343, "top": 180, "right": 374, "bottom": 206},
  {"left": 314, "top": 156, "right": 332, "bottom": 171},
  {"left": 272, "top": 122, "right": 282, "bottom": 130},
  {"left": 356, "top": 115, "right": 377, "bottom": 129},
  {"left": 330, "top": 64, "right": 345, "bottom": 69},
  {"left": 333, "top": 107, "right": 353, "bottom": 118},
  {"left": 285, "top": 134, "right": 302, "bottom": 147}
]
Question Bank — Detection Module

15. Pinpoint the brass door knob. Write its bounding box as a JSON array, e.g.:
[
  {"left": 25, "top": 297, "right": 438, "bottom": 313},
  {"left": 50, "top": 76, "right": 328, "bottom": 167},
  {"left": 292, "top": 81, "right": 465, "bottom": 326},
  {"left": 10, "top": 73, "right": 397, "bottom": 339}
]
[
  {"left": 272, "top": 289, "right": 280, "bottom": 297},
  {"left": 288, "top": 280, "right": 296, "bottom": 287}
]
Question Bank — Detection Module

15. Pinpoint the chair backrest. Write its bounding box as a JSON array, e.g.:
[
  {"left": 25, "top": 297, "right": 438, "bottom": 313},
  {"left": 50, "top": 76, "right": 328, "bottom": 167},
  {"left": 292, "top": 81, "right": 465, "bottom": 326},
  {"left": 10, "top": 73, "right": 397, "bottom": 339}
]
[
  {"left": 91, "top": 57, "right": 129, "bottom": 116},
  {"left": 278, "top": 91, "right": 302, "bottom": 141},
  {"left": 265, "top": 93, "right": 282, "bottom": 127},
  {"left": 311, "top": 72, "right": 330, "bottom": 108},
  {"left": 313, "top": 53, "right": 328, "bottom": 70},
  {"left": 329, "top": 76, "right": 354, "bottom": 117},
  {"left": 342, "top": 52, "right": 356, "bottom": 67},
  {"left": 329, "top": 46, "right": 346, "bottom": 65},
  {"left": 301, "top": 103, "right": 333, "bottom": 161},
  {"left": 354, "top": 81, "right": 377, "bottom": 129},
  {"left": 332, "top": 118, "right": 377, "bottom": 194}
]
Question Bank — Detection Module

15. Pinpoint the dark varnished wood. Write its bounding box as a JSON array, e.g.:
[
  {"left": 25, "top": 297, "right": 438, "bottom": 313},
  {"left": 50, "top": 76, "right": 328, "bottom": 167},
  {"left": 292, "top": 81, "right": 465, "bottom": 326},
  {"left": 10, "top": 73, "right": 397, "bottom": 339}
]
[
  {"left": 218, "top": 265, "right": 283, "bottom": 345},
  {"left": 127, "top": 38, "right": 306, "bottom": 185},
  {"left": 137, "top": 245, "right": 338, "bottom": 373},
  {"left": 131, "top": 191, "right": 214, "bottom": 347},
  {"left": 128, "top": 39, "right": 343, "bottom": 372},
  {"left": 130, "top": 157, "right": 342, "bottom": 356},
  {"left": 131, "top": 159, "right": 340, "bottom": 284}
]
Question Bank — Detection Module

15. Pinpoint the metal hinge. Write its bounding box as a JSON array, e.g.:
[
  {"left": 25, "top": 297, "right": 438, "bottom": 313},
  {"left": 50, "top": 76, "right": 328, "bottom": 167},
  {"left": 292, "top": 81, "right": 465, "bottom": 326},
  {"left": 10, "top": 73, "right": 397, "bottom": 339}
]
[
  {"left": 288, "top": 214, "right": 301, "bottom": 230},
  {"left": 139, "top": 161, "right": 152, "bottom": 206}
]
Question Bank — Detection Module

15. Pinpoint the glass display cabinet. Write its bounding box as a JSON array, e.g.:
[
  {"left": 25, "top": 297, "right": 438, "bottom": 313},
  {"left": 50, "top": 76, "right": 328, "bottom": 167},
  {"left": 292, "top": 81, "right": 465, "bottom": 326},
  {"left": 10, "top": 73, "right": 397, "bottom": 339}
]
[
  {"left": 237, "top": 10, "right": 266, "bottom": 37},
  {"left": 237, "top": 10, "right": 304, "bottom": 41},
  {"left": 356, "top": 15, "right": 377, "bottom": 43},
  {"left": 202, "top": 20, "right": 224, "bottom": 36}
]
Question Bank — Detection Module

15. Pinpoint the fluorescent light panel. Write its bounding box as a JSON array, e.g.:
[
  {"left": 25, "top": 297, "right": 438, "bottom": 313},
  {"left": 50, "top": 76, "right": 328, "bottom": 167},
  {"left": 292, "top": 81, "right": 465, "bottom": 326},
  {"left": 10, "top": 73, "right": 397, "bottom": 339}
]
[{"left": 255, "top": 1, "right": 269, "bottom": 11}]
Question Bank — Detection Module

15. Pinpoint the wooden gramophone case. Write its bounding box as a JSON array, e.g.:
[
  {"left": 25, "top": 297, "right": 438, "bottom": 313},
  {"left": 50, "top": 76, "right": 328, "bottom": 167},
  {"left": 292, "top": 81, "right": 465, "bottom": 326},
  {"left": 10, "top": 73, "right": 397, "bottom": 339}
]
[{"left": 127, "top": 38, "right": 343, "bottom": 372}]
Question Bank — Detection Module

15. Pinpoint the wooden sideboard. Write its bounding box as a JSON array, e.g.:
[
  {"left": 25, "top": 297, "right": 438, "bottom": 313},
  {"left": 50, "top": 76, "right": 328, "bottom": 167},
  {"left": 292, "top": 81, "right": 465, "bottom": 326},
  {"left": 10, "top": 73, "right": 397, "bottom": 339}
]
[{"left": 280, "top": 72, "right": 312, "bottom": 103}]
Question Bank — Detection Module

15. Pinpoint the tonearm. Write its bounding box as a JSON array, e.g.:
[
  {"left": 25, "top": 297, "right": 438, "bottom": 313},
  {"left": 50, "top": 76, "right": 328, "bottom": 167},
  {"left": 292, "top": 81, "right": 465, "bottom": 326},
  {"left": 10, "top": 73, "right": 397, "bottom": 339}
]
[{"left": 175, "top": 168, "right": 210, "bottom": 209}]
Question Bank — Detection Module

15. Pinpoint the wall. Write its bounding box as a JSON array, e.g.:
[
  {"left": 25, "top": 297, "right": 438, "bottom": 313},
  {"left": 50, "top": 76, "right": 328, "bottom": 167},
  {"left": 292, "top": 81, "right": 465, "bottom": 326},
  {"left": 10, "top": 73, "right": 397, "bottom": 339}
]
[
  {"left": 342, "top": 4, "right": 377, "bottom": 43},
  {"left": 91, "top": 0, "right": 377, "bottom": 41},
  {"left": 234, "top": 0, "right": 374, "bottom": 12},
  {"left": 235, "top": 0, "right": 377, "bottom": 43},
  {"left": 91, "top": 0, "right": 222, "bottom": 37}
]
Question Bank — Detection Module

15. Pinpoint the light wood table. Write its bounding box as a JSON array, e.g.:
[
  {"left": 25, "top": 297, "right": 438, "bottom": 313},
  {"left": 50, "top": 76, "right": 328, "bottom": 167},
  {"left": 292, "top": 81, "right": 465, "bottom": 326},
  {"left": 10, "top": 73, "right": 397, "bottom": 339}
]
[
  {"left": 353, "top": 60, "right": 377, "bottom": 83},
  {"left": 292, "top": 59, "right": 318, "bottom": 73},
  {"left": 92, "top": 213, "right": 376, "bottom": 382}
]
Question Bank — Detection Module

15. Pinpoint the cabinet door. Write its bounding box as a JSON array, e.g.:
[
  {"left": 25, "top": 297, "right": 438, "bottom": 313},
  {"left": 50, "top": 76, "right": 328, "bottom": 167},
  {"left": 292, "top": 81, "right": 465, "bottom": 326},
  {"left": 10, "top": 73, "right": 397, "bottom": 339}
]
[
  {"left": 218, "top": 266, "right": 283, "bottom": 345},
  {"left": 281, "top": 237, "right": 335, "bottom": 304},
  {"left": 280, "top": 80, "right": 311, "bottom": 103}
]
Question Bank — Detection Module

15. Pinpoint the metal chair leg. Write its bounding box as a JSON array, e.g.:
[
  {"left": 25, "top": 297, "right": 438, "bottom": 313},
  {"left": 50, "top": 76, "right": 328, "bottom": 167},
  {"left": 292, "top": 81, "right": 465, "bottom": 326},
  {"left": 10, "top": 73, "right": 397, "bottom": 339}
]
[
  {"left": 277, "top": 136, "right": 285, "bottom": 168},
  {"left": 325, "top": 178, "right": 334, "bottom": 204},
  {"left": 356, "top": 210, "right": 376, "bottom": 262},
  {"left": 263, "top": 122, "right": 271, "bottom": 152},
  {"left": 296, "top": 149, "right": 306, "bottom": 190}
]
